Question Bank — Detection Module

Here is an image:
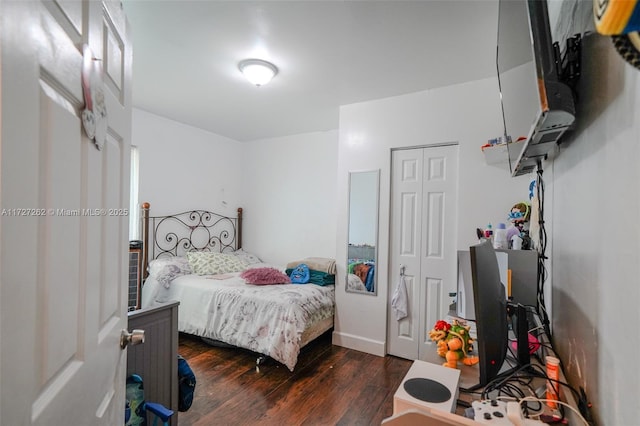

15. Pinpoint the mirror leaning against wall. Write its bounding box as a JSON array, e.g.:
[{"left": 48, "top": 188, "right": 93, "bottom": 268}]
[{"left": 346, "top": 169, "right": 380, "bottom": 295}]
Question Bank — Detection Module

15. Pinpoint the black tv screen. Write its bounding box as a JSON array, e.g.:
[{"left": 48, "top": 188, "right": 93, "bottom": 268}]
[
  {"left": 497, "top": 0, "right": 576, "bottom": 176},
  {"left": 469, "top": 240, "right": 509, "bottom": 388}
]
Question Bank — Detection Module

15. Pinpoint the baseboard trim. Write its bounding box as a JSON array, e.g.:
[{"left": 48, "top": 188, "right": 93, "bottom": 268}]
[{"left": 331, "top": 331, "right": 386, "bottom": 357}]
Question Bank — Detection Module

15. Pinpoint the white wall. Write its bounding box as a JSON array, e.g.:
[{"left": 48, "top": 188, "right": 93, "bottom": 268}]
[
  {"left": 240, "top": 131, "right": 339, "bottom": 267},
  {"left": 133, "top": 109, "right": 244, "bottom": 217},
  {"left": 334, "top": 76, "right": 534, "bottom": 355},
  {"left": 133, "top": 108, "right": 338, "bottom": 267},
  {"left": 551, "top": 35, "right": 640, "bottom": 425}
]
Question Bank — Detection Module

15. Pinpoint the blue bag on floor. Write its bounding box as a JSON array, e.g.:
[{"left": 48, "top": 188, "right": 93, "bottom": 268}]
[{"left": 178, "top": 355, "right": 196, "bottom": 412}]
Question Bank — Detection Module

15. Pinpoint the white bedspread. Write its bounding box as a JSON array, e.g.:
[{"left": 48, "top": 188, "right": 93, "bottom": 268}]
[{"left": 142, "top": 271, "right": 334, "bottom": 371}]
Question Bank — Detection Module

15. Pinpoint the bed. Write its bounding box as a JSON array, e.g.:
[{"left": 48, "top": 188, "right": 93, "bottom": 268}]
[{"left": 139, "top": 203, "right": 335, "bottom": 371}]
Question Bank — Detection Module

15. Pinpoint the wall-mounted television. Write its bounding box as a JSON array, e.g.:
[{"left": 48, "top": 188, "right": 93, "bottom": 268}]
[{"left": 497, "top": 0, "right": 577, "bottom": 176}]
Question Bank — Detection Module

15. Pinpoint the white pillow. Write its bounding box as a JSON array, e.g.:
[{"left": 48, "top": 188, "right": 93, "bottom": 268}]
[
  {"left": 186, "top": 251, "right": 248, "bottom": 275},
  {"left": 232, "top": 248, "right": 263, "bottom": 265},
  {"left": 148, "top": 256, "right": 191, "bottom": 288}
]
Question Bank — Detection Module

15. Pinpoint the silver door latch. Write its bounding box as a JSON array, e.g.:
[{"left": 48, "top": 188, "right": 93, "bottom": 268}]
[{"left": 120, "top": 329, "right": 145, "bottom": 349}]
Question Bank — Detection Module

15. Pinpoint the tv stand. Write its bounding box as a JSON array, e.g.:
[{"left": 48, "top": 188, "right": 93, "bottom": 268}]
[{"left": 458, "top": 303, "right": 534, "bottom": 394}]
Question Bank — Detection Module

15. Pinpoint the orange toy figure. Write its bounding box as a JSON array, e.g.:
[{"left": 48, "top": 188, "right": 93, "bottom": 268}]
[{"left": 428, "top": 319, "right": 479, "bottom": 369}]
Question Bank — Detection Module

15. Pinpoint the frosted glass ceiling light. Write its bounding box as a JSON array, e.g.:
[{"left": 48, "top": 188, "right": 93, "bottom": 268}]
[{"left": 238, "top": 59, "right": 278, "bottom": 86}]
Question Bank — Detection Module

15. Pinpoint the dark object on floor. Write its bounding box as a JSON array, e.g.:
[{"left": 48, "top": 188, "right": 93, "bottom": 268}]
[{"left": 177, "top": 355, "right": 196, "bottom": 412}]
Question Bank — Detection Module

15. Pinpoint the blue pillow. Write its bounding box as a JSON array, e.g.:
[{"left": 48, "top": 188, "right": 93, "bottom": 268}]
[{"left": 290, "top": 263, "right": 310, "bottom": 284}]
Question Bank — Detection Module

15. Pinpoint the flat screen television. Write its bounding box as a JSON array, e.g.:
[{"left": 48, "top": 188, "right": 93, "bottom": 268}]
[
  {"left": 467, "top": 240, "right": 510, "bottom": 389},
  {"left": 497, "top": 0, "right": 576, "bottom": 176}
]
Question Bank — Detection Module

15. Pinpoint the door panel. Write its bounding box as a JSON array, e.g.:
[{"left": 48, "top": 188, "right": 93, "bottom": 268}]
[
  {"left": 101, "top": 135, "right": 125, "bottom": 325},
  {"left": 1, "top": 1, "right": 132, "bottom": 424},
  {"left": 421, "top": 276, "right": 443, "bottom": 349},
  {"left": 400, "top": 192, "right": 418, "bottom": 255},
  {"left": 42, "top": 0, "right": 84, "bottom": 42},
  {"left": 104, "top": 15, "right": 125, "bottom": 97},
  {"left": 425, "top": 192, "right": 445, "bottom": 258},
  {"left": 38, "top": 82, "right": 83, "bottom": 387}
]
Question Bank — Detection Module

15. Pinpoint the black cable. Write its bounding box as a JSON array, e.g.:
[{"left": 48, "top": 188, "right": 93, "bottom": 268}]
[
  {"left": 535, "top": 163, "right": 552, "bottom": 338},
  {"left": 480, "top": 363, "right": 535, "bottom": 400},
  {"left": 523, "top": 363, "right": 584, "bottom": 404},
  {"left": 474, "top": 357, "right": 585, "bottom": 423}
]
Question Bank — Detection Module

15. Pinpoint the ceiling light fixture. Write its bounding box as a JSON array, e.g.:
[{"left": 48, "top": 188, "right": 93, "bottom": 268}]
[{"left": 238, "top": 59, "right": 278, "bottom": 86}]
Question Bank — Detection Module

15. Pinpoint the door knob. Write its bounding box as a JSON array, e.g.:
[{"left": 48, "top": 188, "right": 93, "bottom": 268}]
[{"left": 120, "top": 329, "right": 145, "bottom": 349}]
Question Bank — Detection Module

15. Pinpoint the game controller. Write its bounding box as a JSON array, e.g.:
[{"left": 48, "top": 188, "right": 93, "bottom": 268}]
[
  {"left": 472, "top": 400, "right": 546, "bottom": 425},
  {"left": 472, "top": 400, "right": 511, "bottom": 424},
  {"left": 506, "top": 402, "right": 546, "bottom": 426}
]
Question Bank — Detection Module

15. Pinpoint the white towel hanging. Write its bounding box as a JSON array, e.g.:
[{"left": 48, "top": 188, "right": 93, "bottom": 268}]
[{"left": 391, "top": 265, "right": 408, "bottom": 321}]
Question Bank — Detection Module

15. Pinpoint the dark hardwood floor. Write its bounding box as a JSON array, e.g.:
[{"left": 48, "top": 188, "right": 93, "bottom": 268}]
[{"left": 177, "top": 330, "right": 412, "bottom": 425}]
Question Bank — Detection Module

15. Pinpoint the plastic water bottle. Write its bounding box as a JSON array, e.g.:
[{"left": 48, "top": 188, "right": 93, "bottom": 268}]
[
  {"left": 493, "top": 223, "right": 508, "bottom": 249},
  {"left": 511, "top": 234, "right": 523, "bottom": 250}
]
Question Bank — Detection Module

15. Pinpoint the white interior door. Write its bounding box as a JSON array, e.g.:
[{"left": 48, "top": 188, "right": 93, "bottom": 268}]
[
  {"left": 388, "top": 148, "right": 425, "bottom": 360},
  {"left": 418, "top": 145, "right": 458, "bottom": 359},
  {"left": 388, "top": 145, "right": 458, "bottom": 361},
  {"left": 1, "top": 1, "right": 132, "bottom": 425}
]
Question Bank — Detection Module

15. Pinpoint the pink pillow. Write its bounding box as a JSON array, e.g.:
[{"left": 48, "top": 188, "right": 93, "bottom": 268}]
[{"left": 240, "top": 267, "right": 291, "bottom": 285}]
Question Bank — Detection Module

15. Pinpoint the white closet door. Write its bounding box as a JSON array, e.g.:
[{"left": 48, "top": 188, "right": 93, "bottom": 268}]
[
  {"left": 388, "top": 148, "right": 425, "bottom": 360},
  {"left": 417, "top": 145, "right": 459, "bottom": 360},
  {"left": 388, "top": 145, "right": 458, "bottom": 361}
]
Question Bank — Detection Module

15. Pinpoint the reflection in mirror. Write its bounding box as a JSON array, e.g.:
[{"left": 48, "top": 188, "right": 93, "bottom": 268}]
[{"left": 346, "top": 170, "right": 379, "bottom": 295}]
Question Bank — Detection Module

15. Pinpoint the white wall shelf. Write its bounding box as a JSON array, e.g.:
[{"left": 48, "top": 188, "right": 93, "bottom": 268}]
[{"left": 482, "top": 140, "right": 525, "bottom": 165}]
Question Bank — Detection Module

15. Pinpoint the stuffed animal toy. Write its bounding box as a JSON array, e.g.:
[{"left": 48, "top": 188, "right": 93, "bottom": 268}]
[
  {"left": 508, "top": 202, "right": 530, "bottom": 226},
  {"left": 507, "top": 201, "right": 534, "bottom": 249},
  {"left": 428, "top": 319, "right": 479, "bottom": 369}
]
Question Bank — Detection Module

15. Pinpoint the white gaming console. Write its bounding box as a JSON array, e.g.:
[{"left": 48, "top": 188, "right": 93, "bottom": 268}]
[
  {"left": 387, "top": 360, "right": 547, "bottom": 426},
  {"left": 393, "top": 360, "right": 461, "bottom": 414}
]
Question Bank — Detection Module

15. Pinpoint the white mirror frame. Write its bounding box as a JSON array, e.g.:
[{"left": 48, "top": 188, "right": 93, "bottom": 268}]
[{"left": 346, "top": 169, "right": 380, "bottom": 295}]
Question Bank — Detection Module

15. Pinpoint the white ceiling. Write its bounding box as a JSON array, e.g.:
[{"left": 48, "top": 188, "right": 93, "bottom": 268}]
[{"left": 123, "top": 1, "right": 499, "bottom": 142}]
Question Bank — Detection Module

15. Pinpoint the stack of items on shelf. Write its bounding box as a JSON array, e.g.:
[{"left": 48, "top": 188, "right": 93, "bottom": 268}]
[
  {"left": 481, "top": 135, "right": 513, "bottom": 151},
  {"left": 285, "top": 257, "right": 336, "bottom": 286}
]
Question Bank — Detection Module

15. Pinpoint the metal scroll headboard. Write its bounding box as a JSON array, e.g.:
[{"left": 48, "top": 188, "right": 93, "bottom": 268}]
[{"left": 140, "top": 202, "right": 243, "bottom": 278}]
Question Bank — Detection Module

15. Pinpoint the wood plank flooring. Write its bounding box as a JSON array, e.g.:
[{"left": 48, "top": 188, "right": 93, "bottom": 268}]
[{"left": 177, "top": 330, "right": 412, "bottom": 425}]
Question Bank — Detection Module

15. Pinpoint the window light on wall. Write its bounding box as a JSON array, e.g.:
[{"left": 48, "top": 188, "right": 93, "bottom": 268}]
[{"left": 129, "top": 145, "right": 140, "bottom": 240}]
